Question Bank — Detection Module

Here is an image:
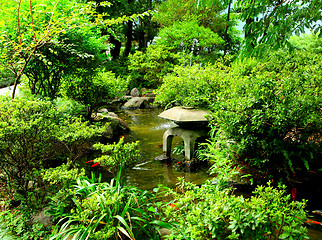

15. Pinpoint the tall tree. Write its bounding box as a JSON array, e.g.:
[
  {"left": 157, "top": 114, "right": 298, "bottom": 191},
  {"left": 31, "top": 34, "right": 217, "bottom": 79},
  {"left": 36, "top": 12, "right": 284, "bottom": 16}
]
[
  {"left": 235, "top": 0, "right": 322, "bottom": 55},
  {"left": 0, "top": 0, "right": 102, "bottom": 98},
  {"left": 153, "top": 0, "right": 241, "bottom": 59},
  {"left": 0, "top": 0, "right": 139, "bottom": 98},
  {"left": 91, "top": 0, "right": 157, "bottom": 59}
]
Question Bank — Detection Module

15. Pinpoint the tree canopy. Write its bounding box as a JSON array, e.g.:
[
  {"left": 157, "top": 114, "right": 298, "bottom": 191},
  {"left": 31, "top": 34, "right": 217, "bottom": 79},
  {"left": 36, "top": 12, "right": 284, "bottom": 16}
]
[{"left": 235, "top": 0, "right": 322, "bottom": 55}]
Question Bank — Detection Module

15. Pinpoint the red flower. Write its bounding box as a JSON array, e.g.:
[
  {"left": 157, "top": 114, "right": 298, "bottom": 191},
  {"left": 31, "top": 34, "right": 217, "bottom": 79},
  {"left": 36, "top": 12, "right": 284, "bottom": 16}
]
[
  {"left": 91, "top": 162, "right": 100, "bottom": 167},
  {"left": 177, "top": 161, "right": 181, "bottom": 164},
  {"left": 85, "top": 160, "right": 93, "bottom": 163},
  {"left": 291, "top": 188, "right": 297, "bottom": 202},
  {"left": 120, "top": 135, "right": 125, "bottom": 139},
  {"left": 169, "top": 203, "right": 179, "bottom": 210}
]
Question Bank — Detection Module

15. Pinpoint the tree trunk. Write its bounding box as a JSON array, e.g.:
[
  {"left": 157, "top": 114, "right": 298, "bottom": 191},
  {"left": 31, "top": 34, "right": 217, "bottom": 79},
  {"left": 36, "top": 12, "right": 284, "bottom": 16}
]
[
  {"left": 223, "top": 0, "right": 232, "bottom": 56},
  {"left": 245, "top": 17, "right": 255, "bottom": 48},
  {"left": 123, "top": 20, "right": 133, "bottom": 57},
  {"left": 109, "top": 35, "right": 122, "bottom": 59}
]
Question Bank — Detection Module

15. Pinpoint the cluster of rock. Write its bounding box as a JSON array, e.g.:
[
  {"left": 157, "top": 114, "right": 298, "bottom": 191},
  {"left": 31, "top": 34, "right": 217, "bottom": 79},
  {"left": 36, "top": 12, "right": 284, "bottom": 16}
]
[
  {"left": 90, "top": 88, "right": 157, "bottom": 140},
  {"left": 121, "top": 87, "right": 156, "bottom": 110},
  {"left": 91, "top": 109, "right": 130, "bottom": 141}
]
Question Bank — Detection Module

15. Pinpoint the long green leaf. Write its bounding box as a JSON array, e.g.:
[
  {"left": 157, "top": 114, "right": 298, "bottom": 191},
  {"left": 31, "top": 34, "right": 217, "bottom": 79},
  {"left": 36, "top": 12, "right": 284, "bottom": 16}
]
[
  {"left": 121, "top": 196, "right": 132, "bottom": 218},
  {"left": 114, "top": 215, "right": 134, "bottom": 239},
  {"left": 117, "top": 226, "right": 135, "bottom": 240},
  {"left": 150, "top": 220, "right": 174, "bottom": 229}
]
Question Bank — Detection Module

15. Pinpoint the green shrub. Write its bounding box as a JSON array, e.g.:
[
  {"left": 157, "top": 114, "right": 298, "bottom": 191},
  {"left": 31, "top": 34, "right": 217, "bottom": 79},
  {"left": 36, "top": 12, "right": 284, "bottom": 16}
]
[
  {"left": 289, "top": 32, "right": 322, "bottom": 53},
  {"left": 0, "top": 96, "right": 108, "bottom": 238},
  {"left": 48, "top": 170, "right": 163, "bottom": 240},
  {"left": 155, "top": 63, "right": 230, "bottom": 108},
  {"left": 53, "top": 97, "right": 87, "bottom": 119},
  {"left": 211, "top": 51, "right": 322, "bottom": 178},
  {"left": 93, "top": 137, "right": 140, "bottom": 175},
  {"left": 0, "top": 96, "right": 104, "bottom": 206},
  {"left": 0, "top": 97, "right": 59, "bottom": 206},
  {"left": 60, "top": 70, "right": 128, "bottom": 119},
  {"left": 157, "top": 133, "right": 308, "bottom": 239},
  {"left": 156, "top": 20, "right": 224, "bottom": 57},
  {"left": 160, "top": 180, "right": 308, "bottom": 240},
  {"left": 104, "top": 57, "right": 131, "bottom": 78},
  {"left": 22, "top": 26, "right": 106, "bottom": 99},
  {"left": 128, "top": 44, "right": 181, "bottom": 88}
]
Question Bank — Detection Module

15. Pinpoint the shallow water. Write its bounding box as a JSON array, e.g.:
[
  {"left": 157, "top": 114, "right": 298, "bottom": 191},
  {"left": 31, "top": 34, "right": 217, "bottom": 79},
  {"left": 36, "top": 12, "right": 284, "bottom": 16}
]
[{"left": 115, "top": 108, "right": 211, "bottom": 190}]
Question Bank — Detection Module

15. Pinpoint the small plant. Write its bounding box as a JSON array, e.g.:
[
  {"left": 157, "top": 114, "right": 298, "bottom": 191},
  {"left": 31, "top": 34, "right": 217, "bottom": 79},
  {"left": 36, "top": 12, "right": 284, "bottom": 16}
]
[
  {"left": 172, "top": 142, "right": 184, "bottom": 156},
  {"left": 92, "top": 137, "right": 140, "bottom": 175},
  {"left": 49, "top": 168, "right": 166, "bottom": 240}
]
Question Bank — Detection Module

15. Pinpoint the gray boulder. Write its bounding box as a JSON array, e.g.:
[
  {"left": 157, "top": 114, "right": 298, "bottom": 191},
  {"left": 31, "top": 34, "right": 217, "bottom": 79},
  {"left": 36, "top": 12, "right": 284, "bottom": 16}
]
[
  {"left": 121, "top": 97, "right": 155, "bottom": 109},
  {"left": 32, "top": 208, "right": 53, "bottom": 227},
  {"left": 92, "top": 112, "right": 129, "bottom": 140},
  {"left": 130, "top": 88, "right": 140, "bottom": 97}
]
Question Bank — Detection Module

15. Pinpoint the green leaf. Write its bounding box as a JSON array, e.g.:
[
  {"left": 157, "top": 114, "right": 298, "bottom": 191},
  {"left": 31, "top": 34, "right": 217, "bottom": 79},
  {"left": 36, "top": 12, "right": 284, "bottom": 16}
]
[
  {"left": 150, "top": 220, "right": 174, "bottom": 229},
  {"left": 279, "top": 232, "right": 290, "bottom": 239}
]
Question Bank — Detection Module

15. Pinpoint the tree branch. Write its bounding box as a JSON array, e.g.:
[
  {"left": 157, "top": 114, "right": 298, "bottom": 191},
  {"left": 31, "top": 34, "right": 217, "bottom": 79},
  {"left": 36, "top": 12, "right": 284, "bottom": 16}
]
[{"left": 29, "top": 0, "right": 38, "bottom": 43}]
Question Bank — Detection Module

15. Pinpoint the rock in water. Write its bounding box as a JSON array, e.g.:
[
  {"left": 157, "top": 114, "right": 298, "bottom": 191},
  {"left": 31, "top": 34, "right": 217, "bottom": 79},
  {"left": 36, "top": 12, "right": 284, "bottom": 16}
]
[
  {"left": 130, "top": 88, "right": 140, "bottom": 97},
  {"left": 121, "top": 97, "right": 155, "bottom": 109}
]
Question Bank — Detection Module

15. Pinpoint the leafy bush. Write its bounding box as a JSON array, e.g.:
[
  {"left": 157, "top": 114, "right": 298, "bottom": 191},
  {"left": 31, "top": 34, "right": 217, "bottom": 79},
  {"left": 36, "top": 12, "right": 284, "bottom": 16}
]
[
  {"left": 53, "top": 97, "right": 87, "bottom": 119},
  {"left": 104, "top": 57, "right": 131, "bottom": 78},
  {"left": 160, "top": 179, "right": 308, "bottom": 240},
  {"left": 0, "top": 96, "right": 108, "bottom": 238},
  {"left": 289, "top": 32, "right": 322, "bottom": 53},
  {"left": 93, "top": 137, "right": 140, "bottom": 175},
  {"left": 155, "top": 136, "right": 308, "bottom": 239},
  {"left": 128, "top": 44, "right": 181, "bottom": 88},
  {"left": 48, "top": 170, "right": 164, "bottom": 240},
  {"left": 0, "top": 97, "right": 59, "bottom": 206},
  {"left": 155, "top": 63, "right": 229, "bottom": 108},
  {"left": 211, "top": 50, "right": 322, "bottom": 178},
  {"left": 24, "top": 28, "right": 106, "bottom": 99},
  {"left": 0, "top": 96, "right": 104, "bottom": 207},
  {"left": 157, "top": 20, "right": 224, "bottom": 56},
  {"left": 60, "top": 70, "right": 128, "bottom": 119},
  {"left": 157, "top": 136, "right": 308, "bottom": 240}
]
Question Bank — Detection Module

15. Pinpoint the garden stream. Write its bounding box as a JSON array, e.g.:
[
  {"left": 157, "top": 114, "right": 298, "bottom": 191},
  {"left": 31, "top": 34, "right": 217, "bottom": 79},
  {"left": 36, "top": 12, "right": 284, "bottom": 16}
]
[{"left": 111, "top": 107, "right": 211, "bottom": 189}]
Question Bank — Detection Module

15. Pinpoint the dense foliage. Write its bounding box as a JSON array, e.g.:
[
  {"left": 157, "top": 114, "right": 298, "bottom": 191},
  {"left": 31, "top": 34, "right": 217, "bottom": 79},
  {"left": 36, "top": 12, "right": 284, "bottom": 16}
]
[
  {"left": 235, "top": 0, "right": 322, "bottom": 55},
  {"left": 1, "top": 0, "right": 321, "bottom": 238},
  {"left": 60, "top": 70, "right": 128, "bottom": 119},
  {"left": 159, "top": 180, "right": 308, "bottom": 240},
  {"left": 222, "top": 50, "right": 321, "bottom": 177},
  {"left": 0, "top": 96, "right": 101, "bottom": 204},
  {"left": 128, "top": 44, "right": 181, "bottom": 87},
  {"left": 48, "top": 170, "right": 164, "bottom": 240},
  {"left": 24, "top": 29, "right": 106, "bottom": 99},
  {"left": 0, "top": 0, "right": 101, "bottom": 98},
  {"left": 155, "top": 63, "right": 229, "bottom": 108}
]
